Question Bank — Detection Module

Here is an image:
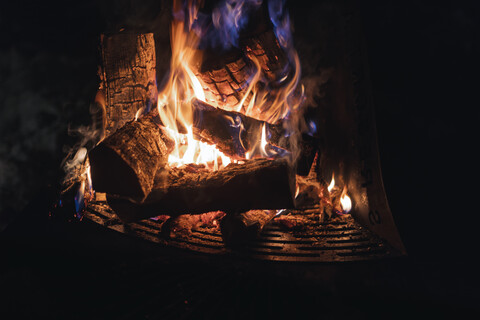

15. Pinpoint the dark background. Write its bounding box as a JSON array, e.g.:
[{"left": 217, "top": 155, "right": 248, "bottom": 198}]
[{"left": 0, "top": 0, "right": 478, "bottom": 318}]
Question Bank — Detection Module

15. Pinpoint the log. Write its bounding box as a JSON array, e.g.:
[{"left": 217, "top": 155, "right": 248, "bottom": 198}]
[
  {"left": 192, "top": 99, "right": 319, "bottom": 172},
  {"left": 107, "top": 158, "right": 295, "bottom": 222},
  {"left": 99, "top": 32, "right": 158, "bottom": 136},
  {"left": 192, "top": 99, "right": 287, "bottom": 158},
  {"left": 220, "top": 210, "right": 276, "bottom": 246},
  {"left": 88, "top": 113, "right": 171, "bottom": 202},
  {"left": 195, "top": 20, "right": 291, "bottom": 116}
]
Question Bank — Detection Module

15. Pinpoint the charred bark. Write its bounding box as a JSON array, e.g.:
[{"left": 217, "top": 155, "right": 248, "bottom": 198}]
[
  {"left": 107, "top": 158, "right": 295, "bottom": 222},
  {"left": 89, "top": 114, "right": 171, "bottom": 202},
  {"left": 195, "top": 25, "right": 291, "bottom": 114},
  {"left": 99, "top": 33, "right": 158, "bottom": 136},
  {"left": 192, "top": 99, "right": 286, "bottom": 158}
]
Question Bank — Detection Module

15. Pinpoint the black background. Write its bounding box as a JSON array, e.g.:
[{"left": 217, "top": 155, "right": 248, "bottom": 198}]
[{"left": 0, "top": 0, "right": 478, "bottom": 318}]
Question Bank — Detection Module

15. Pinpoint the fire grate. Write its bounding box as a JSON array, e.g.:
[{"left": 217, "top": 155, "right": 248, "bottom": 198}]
[{"left": 84, "top": 200, "right": 400, "bottom": 262}]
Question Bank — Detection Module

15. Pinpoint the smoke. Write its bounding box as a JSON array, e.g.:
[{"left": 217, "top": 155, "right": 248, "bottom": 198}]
[{"left": 61, "top": 99, "right": 105, "bottom": 190}]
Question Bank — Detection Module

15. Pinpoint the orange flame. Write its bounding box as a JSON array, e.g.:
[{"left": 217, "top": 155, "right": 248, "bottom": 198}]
[
  {"left": 158, "top": 0, "right": 304, "bottom": 170},
  {"left": 340, "top": 186, "right": 352, "bottom": 213},
  {"left": 327, "top": 173, "right": 335, "bottom": 192}
]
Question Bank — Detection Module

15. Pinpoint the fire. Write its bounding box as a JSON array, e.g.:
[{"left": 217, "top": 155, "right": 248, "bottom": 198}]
[
  {"left": 157, "top": 0, "right": 304, "bottom": 171},
  {"left": 326, "top": 172, "right": 352, "bottom": 214},
  {"left": 340, "top": 186, "right": 352, "bottom": 213},
  {"left": 157, "top": 1, "right": 225, "bottom": 169},
  {"left": 327, "top": 173, "right": 335, "bottom": 192}
]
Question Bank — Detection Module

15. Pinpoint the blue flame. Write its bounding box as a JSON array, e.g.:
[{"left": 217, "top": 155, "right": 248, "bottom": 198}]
[
  {"left": 268, "top": 0, "right": 292, "bottom": 49},
  {"left": 74, "top": 181, "right": 85, "bottom": 217},
  {"left": 308, "top": 120, "right": 317, "bottom": 135}
]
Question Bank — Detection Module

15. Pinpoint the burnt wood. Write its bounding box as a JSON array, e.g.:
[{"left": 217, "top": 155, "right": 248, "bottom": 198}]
[
  {"left": 196, "top": 27, "right": 290, "bottom": 114},
  {"left": 99, "top": 33, "right": 158, "bottom": 136},
  {"left": 89, "top": 114, "right": 171, "bottom": 202},
  {"left": 107, "top": 158, "right": 295, "bottom": 222},
  {"left": 220, "top": 210, "right": 276, "bottom": 246},
  {"left": 192, "top": 99, "right": 287, "bottom": 158}
]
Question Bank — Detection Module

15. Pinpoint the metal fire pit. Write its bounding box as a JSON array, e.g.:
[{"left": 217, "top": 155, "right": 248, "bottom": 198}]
[
  {"left": 84, "top": 200, "right": 400, "bottom": 262},
  {"left": 81, "top": 0, "right": 406, "bottom": 262}
]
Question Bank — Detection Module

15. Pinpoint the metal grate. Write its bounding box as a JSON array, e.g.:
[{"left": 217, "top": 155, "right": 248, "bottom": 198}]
[{"left": 84, "top": 200, "right": 399, "bottom": 262}]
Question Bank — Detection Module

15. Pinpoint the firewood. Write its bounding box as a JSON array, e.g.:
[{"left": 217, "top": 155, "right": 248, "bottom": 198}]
[
  {"left": 107, "top": 158, "right": 295, "bottom": 222},
  {"left": 191, "top": 99, "right": 286, "bottom": 158},
  {"left": 99, "top": 33, "right": 158, "bottom": 136},
  {"left": 88, "top": 113, "right": 172, "bottom": 202},
  {"left": 195, "top": 24, "right": 290, "bottom": 114},
  {"left": 220, "top": 210, "right": 276, "bottom": 246},
  {"left": 192, "top": 99, "right": 318, "bottom": 172}
]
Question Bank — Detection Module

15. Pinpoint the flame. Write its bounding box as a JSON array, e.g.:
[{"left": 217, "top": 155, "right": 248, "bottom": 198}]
[
  {"left": 157, "top": 0, "right": 303, "bottom": 170},
  {"left": 157, "top": 1, "right": 231, "bottom": 170},
  {"left": 327, "top": 173, "right": 335, "bottom": 192},
  {"left": 340, "top": 186, "right": 352, "bottom": 213},
  {"left": 74, "top": 160, "right": 93, "bottom": 216}
]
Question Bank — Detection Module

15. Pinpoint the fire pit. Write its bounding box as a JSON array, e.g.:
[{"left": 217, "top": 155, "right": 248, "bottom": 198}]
[{"left": 62, "top": 0, "right": 406, "bottom": 262}]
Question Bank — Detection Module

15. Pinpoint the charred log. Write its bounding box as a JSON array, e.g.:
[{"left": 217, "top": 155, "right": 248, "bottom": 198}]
[
  {"left": 192, "top": 99, "right": 286, "bottom": 157},
  {"left": 89, "top": 114, "right": 171, "bottom": 202},
  {"left": 192, "top": 99, "right": 318, "bottom": 172},
  {"left": 107, "top": 158, "right": 295, "bottom": 222},
  {"left": 99, "top": 33, "right": 158, "bottom": 136}
]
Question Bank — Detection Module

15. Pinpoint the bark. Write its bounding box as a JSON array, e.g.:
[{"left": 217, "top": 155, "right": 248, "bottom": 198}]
[
  {"left": 99, "top": 33, "right": 158, "bottom": 136},
  {"left": 195, "top": 27, "right": 291, "bottom": 115},
  {"left": 88, "top": 113, "right": 171, "bottom": 202},
  {"left": 191, "top": 99, "right": 286, "bottom": 158},
  {"left": 107, "top": 158, "right": 295, "bottom": 222}
]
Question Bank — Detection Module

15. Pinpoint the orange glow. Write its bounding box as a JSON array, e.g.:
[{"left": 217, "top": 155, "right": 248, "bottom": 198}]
[
  {"left": 156, "top": 3, "right": 230, "bottom": 170},
  {"left": 327, "top": 173, "right": 335, "bottom": 192},
  {"left": 157, "top": 0, "right": 304, "bottom": 171},
  {"left": 340, "top": 186, "right": 352, "bottom": 213}
]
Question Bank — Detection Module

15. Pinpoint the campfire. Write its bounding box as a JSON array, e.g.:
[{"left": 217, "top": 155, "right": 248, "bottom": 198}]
[{"left": 62, "top": 0, "right": 405, "bottom": 260}]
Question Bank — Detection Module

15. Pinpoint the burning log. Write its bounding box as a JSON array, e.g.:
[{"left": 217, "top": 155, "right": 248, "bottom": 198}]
[
  {"left": 89, "top": 114, "right": 172, "bottom": 202},
  {"left": 195, "top": 7, "right": 290, "bottom": 114},
  {"left": 99, "top": 33, "right": 158, "bottom": 136},
  {"left": 192, "top": 99, "right": 318, "bottom": 172},
  {"left": 107, "top": 158, "right": 295, "bottom": 222},
  {"left": 191, "top": 99, "right": 286, "bottom": 157},
  {"left": 220, "top": 210, "right": 276, "bottom": 246}
]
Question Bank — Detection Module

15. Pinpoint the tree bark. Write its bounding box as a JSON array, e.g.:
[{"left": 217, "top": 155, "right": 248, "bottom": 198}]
[
  {"left": 107, "top": 158, "right": 295, "bottom": 222},
  {"left": 99, "top": 32, "right": 158, "bottom": 136},
  {"left": 191, "top": 99, "right": 287, "bottom": 158},
  {"left": 89, "top": 113, "right": 171, "bottom": 202}
]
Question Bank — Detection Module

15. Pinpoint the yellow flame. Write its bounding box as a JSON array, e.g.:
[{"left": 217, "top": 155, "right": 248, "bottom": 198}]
[
  {"left": 156, "top": 4, "right": 232, "bottom": 170},
  {"left": 157, "top": 0, "right": 303, "bottom": 170},
  {"left": 340, "top": 186, "right": 352, "bottom": 213},
  {"left": 327, "top": 173, "right": 335, "bottom": 192}
]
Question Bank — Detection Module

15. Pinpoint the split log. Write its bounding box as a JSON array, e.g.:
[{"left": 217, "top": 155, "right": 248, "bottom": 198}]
[
  {"left": 195, "top": 6, "right": 291, "bottom": 115},
  {"left": 192, "top": 99, "right": 318, "bottom": 172},
  {"left": 88, "top": 113, "right": 172, "bottom": 202},
  {"left": 107, "top": 158, "right": 295, "bottom": 222},
  {"left": 192, "top": 99, "right": 286, "bottom": 158},
  {"left": 220, "top": 210, "right": 276, "bottom": 246},
  {"left": 99, "top": 33, "right": 158, "bottom": 136}
]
